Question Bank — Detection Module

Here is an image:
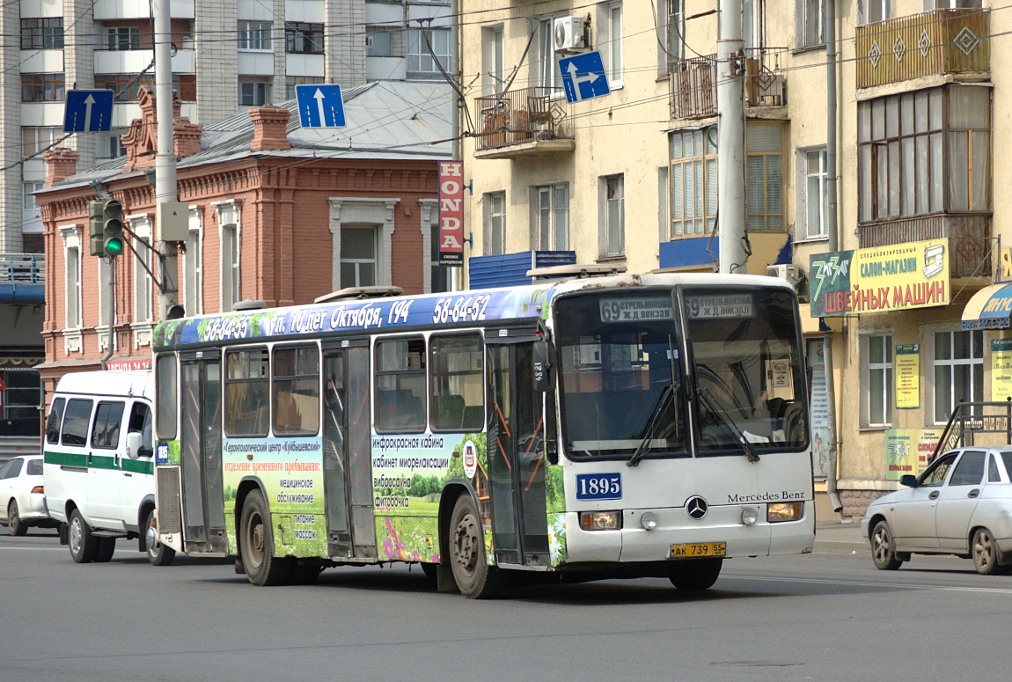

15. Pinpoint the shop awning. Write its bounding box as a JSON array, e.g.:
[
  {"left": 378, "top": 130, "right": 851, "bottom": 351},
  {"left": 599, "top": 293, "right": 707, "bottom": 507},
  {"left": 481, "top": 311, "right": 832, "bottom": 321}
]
[{"left": 961, "top": 283, "right": 1012, "bottom": 330}]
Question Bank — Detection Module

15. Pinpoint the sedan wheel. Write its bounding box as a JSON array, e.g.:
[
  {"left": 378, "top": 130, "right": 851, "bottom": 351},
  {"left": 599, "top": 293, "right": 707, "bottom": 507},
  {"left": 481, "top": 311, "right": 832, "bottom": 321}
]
[
  {"left": 870, "top": 520, "right": 903, "bottom": 570},
  {"left": 972, "top": 528, "right": 1001, "bottom": 575},
  {"left": 8, "top": 500, "right": 27, "bottom": 537}
]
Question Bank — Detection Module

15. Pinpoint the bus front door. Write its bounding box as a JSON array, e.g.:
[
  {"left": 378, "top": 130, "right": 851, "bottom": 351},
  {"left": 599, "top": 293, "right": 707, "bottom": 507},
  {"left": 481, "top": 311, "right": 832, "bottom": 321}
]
[
  {"left": 323, "top": 342, "right": 376, "bottom": 559},
  {"left": 487, "top": 340, "right": 550, "bottom": 567},
  {"left": 179, "top": 352, "right": 227, "bottom": 553}
]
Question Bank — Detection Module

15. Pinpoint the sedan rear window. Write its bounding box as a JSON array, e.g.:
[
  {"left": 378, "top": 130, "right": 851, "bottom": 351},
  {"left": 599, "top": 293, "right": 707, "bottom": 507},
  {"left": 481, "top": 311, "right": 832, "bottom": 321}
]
[
  {"left": 1002, "top": 452, "right": 1012, "bottom": 481},
  {"left": 27, "top": 459, "right": 43, "bottom": 476}
]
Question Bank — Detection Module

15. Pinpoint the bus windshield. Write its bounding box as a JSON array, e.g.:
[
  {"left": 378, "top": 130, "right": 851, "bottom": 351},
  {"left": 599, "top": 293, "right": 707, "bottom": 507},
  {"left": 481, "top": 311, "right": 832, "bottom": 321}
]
[
  {"left": 684, "top": 287, "right": 808, "bottom": 454},
  {"left": 555, "top": 291, "right": 688, "bottom": 459}
]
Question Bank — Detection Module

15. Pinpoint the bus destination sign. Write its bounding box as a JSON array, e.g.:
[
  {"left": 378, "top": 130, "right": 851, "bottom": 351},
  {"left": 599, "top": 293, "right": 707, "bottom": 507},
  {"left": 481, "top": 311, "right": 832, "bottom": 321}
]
[
  {"left": 685, "top": 294, "right": 754, "bottom": 320},
  {"left": 599, "top": 297, "right": 673, "bottom": 322}
]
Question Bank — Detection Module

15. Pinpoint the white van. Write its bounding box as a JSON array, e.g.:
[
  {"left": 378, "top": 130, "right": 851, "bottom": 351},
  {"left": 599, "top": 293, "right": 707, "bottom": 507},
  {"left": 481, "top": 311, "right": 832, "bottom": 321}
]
[{"left": 43, "top": 370, "right": 174, "bottom": 565}]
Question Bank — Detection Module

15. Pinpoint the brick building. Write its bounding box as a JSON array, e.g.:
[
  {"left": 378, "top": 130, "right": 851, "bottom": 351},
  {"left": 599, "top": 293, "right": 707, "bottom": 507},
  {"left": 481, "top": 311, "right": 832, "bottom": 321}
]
[{"left": 35, "top": 81, "right": 454, "bottom": 396}]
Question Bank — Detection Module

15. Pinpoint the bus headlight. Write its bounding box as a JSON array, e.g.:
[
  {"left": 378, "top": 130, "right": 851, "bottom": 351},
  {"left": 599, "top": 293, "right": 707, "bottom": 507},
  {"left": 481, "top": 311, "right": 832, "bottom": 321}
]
[
  {"left": 740, "top": 507, "right": 759, "bottom": 526},
  {"left": 580, "top": 511, "right": 622, "bottom": 531},
  {"left": 640, "top": 511, "right": 658, "bottom": 530},
  {"left": 767, "top": 502, "right": 804, "bottom": 523}
]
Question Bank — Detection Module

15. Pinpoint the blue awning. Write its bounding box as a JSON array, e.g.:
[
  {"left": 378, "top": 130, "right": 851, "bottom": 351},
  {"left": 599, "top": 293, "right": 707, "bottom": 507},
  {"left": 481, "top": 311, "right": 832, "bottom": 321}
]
[{"left": 962, "top": 283, "right": 1012, "bottom": 330}]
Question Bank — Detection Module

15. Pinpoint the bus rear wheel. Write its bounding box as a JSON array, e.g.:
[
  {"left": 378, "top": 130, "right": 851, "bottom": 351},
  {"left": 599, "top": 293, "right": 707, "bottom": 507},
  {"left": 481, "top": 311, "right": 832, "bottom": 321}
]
[
  {"left": 668, "top": 558, "right": 723, "bottom": 591},
  {"left": 144, "top": 508, "right": 176, "bottom": 567},
  {"left": 240, "top": 489, "right": 292, "bottom": 586},
  {"left": 448, "top": 495, "right": 500, "bottom": 599}
]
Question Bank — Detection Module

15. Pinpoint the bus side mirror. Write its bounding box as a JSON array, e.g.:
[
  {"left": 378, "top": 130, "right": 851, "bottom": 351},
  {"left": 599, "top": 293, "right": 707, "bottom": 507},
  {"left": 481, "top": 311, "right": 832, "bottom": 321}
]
[
  {"left": 533, "top": 340, "right": 554, "bottom": 392},
  {"left": 126, "top": 432, "right": 144, "bottom": 459}
]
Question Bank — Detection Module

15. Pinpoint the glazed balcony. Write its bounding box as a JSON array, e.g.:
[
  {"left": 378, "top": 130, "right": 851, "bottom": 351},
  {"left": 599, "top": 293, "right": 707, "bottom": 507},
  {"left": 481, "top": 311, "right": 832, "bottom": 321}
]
[
  {"left": 857, "top": 213, "right": 993, "bottom": 280},
  {"left": 668, "top": 48, "right": 787, "bottom": 120},
  {"left": 856, "top": 9, "right": 989, "bottom": 89},
  {"left": 474, "top": 87, "right": 574, "bottom": 159}
]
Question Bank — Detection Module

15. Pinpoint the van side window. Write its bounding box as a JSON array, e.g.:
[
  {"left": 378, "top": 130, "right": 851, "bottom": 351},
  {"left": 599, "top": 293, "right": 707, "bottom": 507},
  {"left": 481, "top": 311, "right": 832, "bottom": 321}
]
[
  {"left": 46, "top": 397, "right": 66, "bottom": 444},
  {"left": 128, "top": 402, "right": 154, "bottom": 457},
  {"left": 91, "top": 401, "right": 126, "bottom": 450},
  {"left": 61, "top": 399, "right": 94, "bottom": 446}
]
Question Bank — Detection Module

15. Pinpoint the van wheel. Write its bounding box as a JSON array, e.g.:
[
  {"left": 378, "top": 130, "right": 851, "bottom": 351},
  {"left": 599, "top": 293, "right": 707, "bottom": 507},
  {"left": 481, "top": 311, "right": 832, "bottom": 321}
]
[
  {"left": 448, "top": 495, "right": 500, "bottom": 599},
  {"left": 95, "top": 537, "right": 116, "bottom": 562},
  {"left": 8, "top": 500, "right": 27, "bottom": 537},
  {"left": 144, "top": 508, "right": 175, "bottom": 567},
  {"left": 68, "top": 509, "right": 98, "bottom": 564},
  {"left": 239, "top": 489, "right": 292, "bottom": 586}
]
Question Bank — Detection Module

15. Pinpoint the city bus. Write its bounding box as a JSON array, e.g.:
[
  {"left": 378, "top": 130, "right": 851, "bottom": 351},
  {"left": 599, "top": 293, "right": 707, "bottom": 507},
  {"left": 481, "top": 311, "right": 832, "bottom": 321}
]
[{"left": 151, "top": 268, "right": 814, "bottom": 597}]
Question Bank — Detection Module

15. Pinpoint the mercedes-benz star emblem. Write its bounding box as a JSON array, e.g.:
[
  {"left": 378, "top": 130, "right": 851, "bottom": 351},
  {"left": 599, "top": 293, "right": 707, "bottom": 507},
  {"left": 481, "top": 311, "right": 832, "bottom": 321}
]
[{"left": 686, "top": 496, "right": 708, "bottom": 520}]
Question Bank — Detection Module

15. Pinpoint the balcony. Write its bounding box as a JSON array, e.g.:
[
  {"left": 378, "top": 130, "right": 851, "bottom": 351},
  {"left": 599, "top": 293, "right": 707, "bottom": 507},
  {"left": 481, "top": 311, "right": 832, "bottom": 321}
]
[
  {"left": 669, "top": 48, "right": 787, "bottom": 120},
  {"left": 473, "top": 87, "right": 574, "bottom": 159},
  {"left": 857, "top": 214, "right": 993, "bottom": 280},
  {"left": 856, "top": 9, "right": 989, "bottom": 89},
  {"left": 0, "top": 253, "right": 45, "bottom": 304}
]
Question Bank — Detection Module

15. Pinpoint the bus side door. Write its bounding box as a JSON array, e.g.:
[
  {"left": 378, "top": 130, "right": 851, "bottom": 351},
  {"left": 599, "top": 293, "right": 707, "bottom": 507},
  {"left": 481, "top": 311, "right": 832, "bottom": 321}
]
[{"left": 486, "top": 338, "right": 550, "bottom": 567}]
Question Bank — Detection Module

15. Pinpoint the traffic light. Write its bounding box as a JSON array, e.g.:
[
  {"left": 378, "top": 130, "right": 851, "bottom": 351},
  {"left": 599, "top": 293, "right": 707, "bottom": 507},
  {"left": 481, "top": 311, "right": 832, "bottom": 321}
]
[
  {"left": 87, "top": 201, "right": 105, "bottom": 257},
  {"left": 102, "top": 200, "right": 125, "bottom": 257}
]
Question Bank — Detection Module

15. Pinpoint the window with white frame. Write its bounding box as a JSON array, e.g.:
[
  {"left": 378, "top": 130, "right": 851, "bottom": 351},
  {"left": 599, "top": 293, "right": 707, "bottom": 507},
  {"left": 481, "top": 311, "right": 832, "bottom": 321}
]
[
  {"left": 483, "top": 191, "right": 506, "bottom": 255},
  {"left": 407, "top": 28, "right": 451, "bottom": 76},
  {"left": 934, "top": 329, "right": 983, "bottom": 423},
  {"left": 865, "top": 334, "right": 893, "bottom": 427},
  {"left": 21, "top": 18, "right": 64, "bottom": 49},
  {"left": 107, "top": 26, "right": 140, "bottom": 50},
  {"left": 669, "top": 127, "right": 717, "bottom": 238},
  {"left": 798, "top": 0, "right": 824, "bottom": 47},
  {"left": 221, "top": 221, "right": 240, "bottom": 312},
  {"left": 481, "top": 26, "right": 504, "bottom": 95},
  {"left": 366, "top": 31, "right": 393, "bottom": 57},
  {"left": 23, "top": 181, "right": 44, "bottom": 232},
  {"left": 746, "top": 122, "right": 785, "bottom": 231},
  {"left": 862, "top": 0, "right": 889, "bottom": 24},
  {"left": 603, "top": 2, "right": 623, "bottom": 86},
  {"left": 531, "top": 184, "right": 569, "bottom": 251},
  {"left": 602, "top": 174, "right": 624, "bottom": 258},
  {"left": 340, "top": 227, "right": 377, "bottom": 288},
  {"left": 22, "top": 127, "right": 61, "bottom": 157},
  {"left": 184, "top": 209, "right": 202, "bottom": 316},
  {"left": 66, "top": 245, "right": 81, "bottom": 328},
  {"left": 800, "top": 148, "right": 828, "bottom": 239},
  {"left": 239, "top": 79, "right": 272, "bottom": 106},
  {"left": 662, "top": 0, "right": 685, "bottom": 69},
  {"left": 924, "top": 0, "right": 981, "bottom": 7},
  {"left": 238, "top": 20, "right": 272, "bottom": 50},
  {"left": 537, "top": 17, "right": 564, "bottom": 90},
  {"left": 135, "top": 236, "right": 152, "bottom": 323}
]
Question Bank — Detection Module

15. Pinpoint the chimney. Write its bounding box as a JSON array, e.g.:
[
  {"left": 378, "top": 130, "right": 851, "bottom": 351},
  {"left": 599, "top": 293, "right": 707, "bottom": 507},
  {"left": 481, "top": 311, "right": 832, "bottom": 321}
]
[
  {"left": 249, "top": 107, "right": 292, "bottom": 152},
  {"left": 43, "top": 148, "right": 81, "bottom": 186}
]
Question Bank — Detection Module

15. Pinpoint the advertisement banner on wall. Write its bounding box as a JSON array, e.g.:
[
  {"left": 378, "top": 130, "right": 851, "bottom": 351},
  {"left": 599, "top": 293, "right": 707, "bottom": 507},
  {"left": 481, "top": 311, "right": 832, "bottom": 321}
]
[
  {"left": 895, "top": 344, "right": 920, "bottom": 409},
  {"left": 807, "top": 339, "right": 831, "bottom": 479},
  {"left": 885, "top": 428, "right": 945, "bottom": 480},
  {"left": 809, "top": 238, "right": 950, "bottom": 317},
  {"left": 437, "top": 160, "right": 464, "bottom": 264},
  {"left": 992, "top": 339, "right": 1012, "bottom": 401}
]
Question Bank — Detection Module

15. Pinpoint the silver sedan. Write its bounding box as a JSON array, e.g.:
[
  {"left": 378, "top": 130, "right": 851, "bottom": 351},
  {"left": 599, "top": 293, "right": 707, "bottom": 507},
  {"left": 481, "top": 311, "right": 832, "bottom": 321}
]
[{"left": 860, "top": 447, "right": 1012, "bottom": 575}]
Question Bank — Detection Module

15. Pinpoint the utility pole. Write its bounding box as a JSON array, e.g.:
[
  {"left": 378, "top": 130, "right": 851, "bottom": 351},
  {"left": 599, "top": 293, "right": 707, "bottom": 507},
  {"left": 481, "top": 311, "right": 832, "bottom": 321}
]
[
  {"left": 717, "top": 0, "right": 747, "bottom": 274},
  {"left": 154, "top": 0, "right": 180, "bottom": 320}
]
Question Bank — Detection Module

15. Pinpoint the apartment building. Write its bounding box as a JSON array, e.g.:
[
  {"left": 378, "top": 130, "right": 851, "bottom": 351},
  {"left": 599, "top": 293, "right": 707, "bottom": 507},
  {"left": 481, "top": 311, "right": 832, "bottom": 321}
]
[
  {"left": 0, "top": 0, "right": 455, "bottom": 455},
  {"left": 458, "top": 0, "right": 1001, "bottom": 519}
]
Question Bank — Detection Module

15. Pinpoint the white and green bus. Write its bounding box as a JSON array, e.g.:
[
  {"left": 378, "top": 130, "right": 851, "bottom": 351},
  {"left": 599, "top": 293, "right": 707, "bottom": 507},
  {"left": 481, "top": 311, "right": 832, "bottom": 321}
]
[{"left": 151, "top": 269, "right": 813, "bottom": 597}]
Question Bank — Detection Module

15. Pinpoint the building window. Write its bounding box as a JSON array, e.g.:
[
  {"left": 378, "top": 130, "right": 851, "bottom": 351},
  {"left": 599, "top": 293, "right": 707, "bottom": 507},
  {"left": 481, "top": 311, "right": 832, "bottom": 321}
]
[
  {"left": 669, "top": 127, "right": 717, "bottom": 237},
  {"left": 484, "top": 191, "right": 506, "bottom": 255},
  {"left": 21, "top": 74, "right": 65, "bottom": 102},
  {"left": 66, "top": 245, "right": 81, "bottom": 328},
  {"left": 285, "top": 76, "right": 323, "bottom": 100},
  {"left": 858, "top": 85, "right": 990, "bottom": 223},
  {"left": 865, "top": 334, "right": 893, "bottom": 427},
  {"left": 746, "top": 123, "right": 784, "bottom": 231},
  {"left": 285, "top": 22, "right": 323, "bottom": 54},
  {"left": 340, "top": 227, "right": 377, "bottom": 288},
  {"left": 238, "top": 20, "right": 272, "bottom": 50},
  {"left": 927, "top": 0, "right": 981, "bottom": 6},
  {"left": 862, "top": 0, "right": 889, "bottom": 23},
  {"left": 184, "top": 209, "right": 202, "bottom": 316},
  {"left": 801, "top": 148, "right": 828, "bottom": 239},
  {"left": 95, "top": 75, "right": 157, "bottom": 102},
  {"left": 107, "top": 26, "right": 141, "bottom": 51},
  {"left": 22, "top": 127, "right": 61, "bottom": 157},
  {"left": 239, "top": 79, "right": 272, "bottom": 106},
  {"left": 800, "top": 0, "right": 823, "bottom": 47},
  {"left": 21, "top": 18, "right": 64, "bottom": 49},
  {"left": 531, "top": 184, "right": 569, "bottom": 251},
  {"left": 105, "top": 131, "right": 127, "bottom": 159},
  {"left": 221, "top": 223, "right": 240, "bottom": 312},
  {"left": 23, "top": 181, "right": 44, "bottom": 232},
  {"left": 662, "top": 0, "right": 685, "bottom": 69},
  {"left": 602, "top": 175, "right": 624, "bottom": 258},
  {"left": 135, "top": 237, "right": 153, "bottom": 323},
  {"left": 934, "top": 330, "right": 983, "bottom": 424},
  {"left": 537, "top": 17, "right": 564, "bottom": 90},
  {"left": 604, "top": 2, "right": 623, "bottom": 86},
  {"left": 407, "top": 28, "right": 451, "bottom": 76},
  {"left": 366, "top": 31, "right": 393, "bottom": 57},
  {"left": 482, "top": 26, "right": 504, "bottom": 95}
]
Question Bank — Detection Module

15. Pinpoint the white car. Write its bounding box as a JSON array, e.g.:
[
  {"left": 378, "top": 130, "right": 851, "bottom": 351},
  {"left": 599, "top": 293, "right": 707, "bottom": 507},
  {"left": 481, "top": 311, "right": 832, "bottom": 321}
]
[
  {"left": 0, "top": 456, "right": 58, "bottom": 536},
  {"left": 861, "top": 447, "right": 1012, "bottom": 575}
]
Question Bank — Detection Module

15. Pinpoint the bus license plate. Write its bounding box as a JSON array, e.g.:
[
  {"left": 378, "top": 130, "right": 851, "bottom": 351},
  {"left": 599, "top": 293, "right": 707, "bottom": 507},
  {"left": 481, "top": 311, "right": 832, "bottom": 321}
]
[{"left": 671, "top": 542, "right": 726, "bottom": 558}]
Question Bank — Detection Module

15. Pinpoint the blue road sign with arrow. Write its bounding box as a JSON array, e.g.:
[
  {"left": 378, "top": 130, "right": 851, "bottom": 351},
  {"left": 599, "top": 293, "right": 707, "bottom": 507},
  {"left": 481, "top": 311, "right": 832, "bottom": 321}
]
[
  {"left": 64, "top": 90, "right": 115, "bottom": 133},
  {"left": 559, "top": 51, "right": 611, "bottom": 104},
  {"left": 296, "top": 84, "right": 346, "bottom": 128}
]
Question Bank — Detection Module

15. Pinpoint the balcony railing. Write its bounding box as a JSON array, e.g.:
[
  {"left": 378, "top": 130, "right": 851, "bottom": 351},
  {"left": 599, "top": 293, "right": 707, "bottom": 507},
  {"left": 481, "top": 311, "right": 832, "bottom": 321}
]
[
  {"left": 856, "top": 9, "right": 989, "bottom": 89},
  {"left": 474, "top": 87, "right": 574, "bottom": 157},
  {"left": 0, "top": 253, "right": 45, "bottom": 304},
  {"left": 857, "top": 213, "right": 992, "bottom": 280},
  {"left": 669, "top": 48, "right": 787, "bottom": 120}
]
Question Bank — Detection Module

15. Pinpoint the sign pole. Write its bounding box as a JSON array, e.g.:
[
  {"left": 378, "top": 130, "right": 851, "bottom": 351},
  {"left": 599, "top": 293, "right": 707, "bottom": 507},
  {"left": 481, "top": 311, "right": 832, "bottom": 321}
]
[{"left": 154, "top": 0, "right": 179, "bottom": 321}]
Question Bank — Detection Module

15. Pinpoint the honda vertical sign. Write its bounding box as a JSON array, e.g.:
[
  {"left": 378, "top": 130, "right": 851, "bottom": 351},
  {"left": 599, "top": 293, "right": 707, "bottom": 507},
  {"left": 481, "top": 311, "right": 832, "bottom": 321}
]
[{"left": 438, "top": 161, "right": 464, "bottom": 264}]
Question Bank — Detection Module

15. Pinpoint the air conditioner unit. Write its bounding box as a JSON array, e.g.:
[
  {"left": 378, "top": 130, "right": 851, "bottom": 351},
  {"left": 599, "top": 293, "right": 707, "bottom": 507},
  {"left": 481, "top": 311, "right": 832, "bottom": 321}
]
[
  {"left": 553, "top": 16, "right": 587, "bottom": 53},
  {"left": 766, "top": 264, "right": 806, "bottom": 288}
]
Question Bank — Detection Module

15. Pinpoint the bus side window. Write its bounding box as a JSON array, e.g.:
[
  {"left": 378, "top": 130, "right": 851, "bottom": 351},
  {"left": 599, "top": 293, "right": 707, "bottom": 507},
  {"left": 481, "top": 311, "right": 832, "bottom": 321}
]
[{"left": 375, "top": 337, "right": 426, "bottom": 434}]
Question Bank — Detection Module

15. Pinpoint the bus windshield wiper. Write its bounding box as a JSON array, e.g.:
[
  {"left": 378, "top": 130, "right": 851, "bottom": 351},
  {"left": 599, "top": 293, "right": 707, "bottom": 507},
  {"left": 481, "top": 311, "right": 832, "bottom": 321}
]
[
  {"left": 697, "top": 387, "right": 760, "bottom": 463},
  {"left": 627, "top": 384, "right": 673, "bottom": 467}
]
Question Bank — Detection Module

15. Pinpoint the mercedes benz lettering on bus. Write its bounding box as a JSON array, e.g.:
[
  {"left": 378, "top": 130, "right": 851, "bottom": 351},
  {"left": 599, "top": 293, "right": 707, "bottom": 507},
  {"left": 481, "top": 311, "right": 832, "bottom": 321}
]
[{"left": 151, "top": 270, "right": 813, "bottom": 598}]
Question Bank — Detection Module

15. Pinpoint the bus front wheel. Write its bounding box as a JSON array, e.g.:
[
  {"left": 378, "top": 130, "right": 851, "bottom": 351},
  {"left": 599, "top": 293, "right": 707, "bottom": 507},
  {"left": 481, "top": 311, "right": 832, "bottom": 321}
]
[
  {"left": 668, "top": 558, "right": 722, "bottom": 591},
  {"left": 448, "top": 495, "right": 500, "bottom": 599},
  {"left": 240, "top": 489, "right": 292, "bottom": 586}
]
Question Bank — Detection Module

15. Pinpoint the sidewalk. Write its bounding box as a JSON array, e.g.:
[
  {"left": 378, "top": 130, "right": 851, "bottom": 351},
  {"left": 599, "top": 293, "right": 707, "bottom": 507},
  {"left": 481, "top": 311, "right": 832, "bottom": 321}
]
[{"left": 814, "top": 518, "right": 867, "bottom": 554}]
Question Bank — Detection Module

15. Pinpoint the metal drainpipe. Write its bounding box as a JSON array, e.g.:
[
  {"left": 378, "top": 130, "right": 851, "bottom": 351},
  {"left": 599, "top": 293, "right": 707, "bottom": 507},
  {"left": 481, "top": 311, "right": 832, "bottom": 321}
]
[{"left": 824, "top": 0, "right": 842, "bottom": 514}]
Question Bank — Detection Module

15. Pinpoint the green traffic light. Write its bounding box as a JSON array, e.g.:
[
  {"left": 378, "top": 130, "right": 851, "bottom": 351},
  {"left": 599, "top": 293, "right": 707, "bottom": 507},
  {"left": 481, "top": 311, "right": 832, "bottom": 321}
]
[{"left": 105, "top": 238, "right": 124, "bottom": 256}]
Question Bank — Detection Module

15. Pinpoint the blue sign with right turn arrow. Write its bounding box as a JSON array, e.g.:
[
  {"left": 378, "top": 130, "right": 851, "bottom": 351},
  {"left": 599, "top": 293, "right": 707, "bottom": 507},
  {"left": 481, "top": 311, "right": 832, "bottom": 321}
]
[{"left": 559, "top": 51, "right": 611, "bottom": 104}]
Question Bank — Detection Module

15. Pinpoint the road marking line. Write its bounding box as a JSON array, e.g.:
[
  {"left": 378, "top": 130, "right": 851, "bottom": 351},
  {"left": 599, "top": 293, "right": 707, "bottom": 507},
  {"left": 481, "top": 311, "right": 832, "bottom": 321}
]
[{"left": 725, "top": 573, "right": 1012, "bottom": 595}]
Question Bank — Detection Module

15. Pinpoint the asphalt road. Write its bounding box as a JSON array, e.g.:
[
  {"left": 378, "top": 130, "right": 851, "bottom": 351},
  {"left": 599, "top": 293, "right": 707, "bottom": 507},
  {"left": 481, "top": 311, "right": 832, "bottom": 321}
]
[{"left": 1, "top": 524, "right": 1009, "bottom": 682}]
